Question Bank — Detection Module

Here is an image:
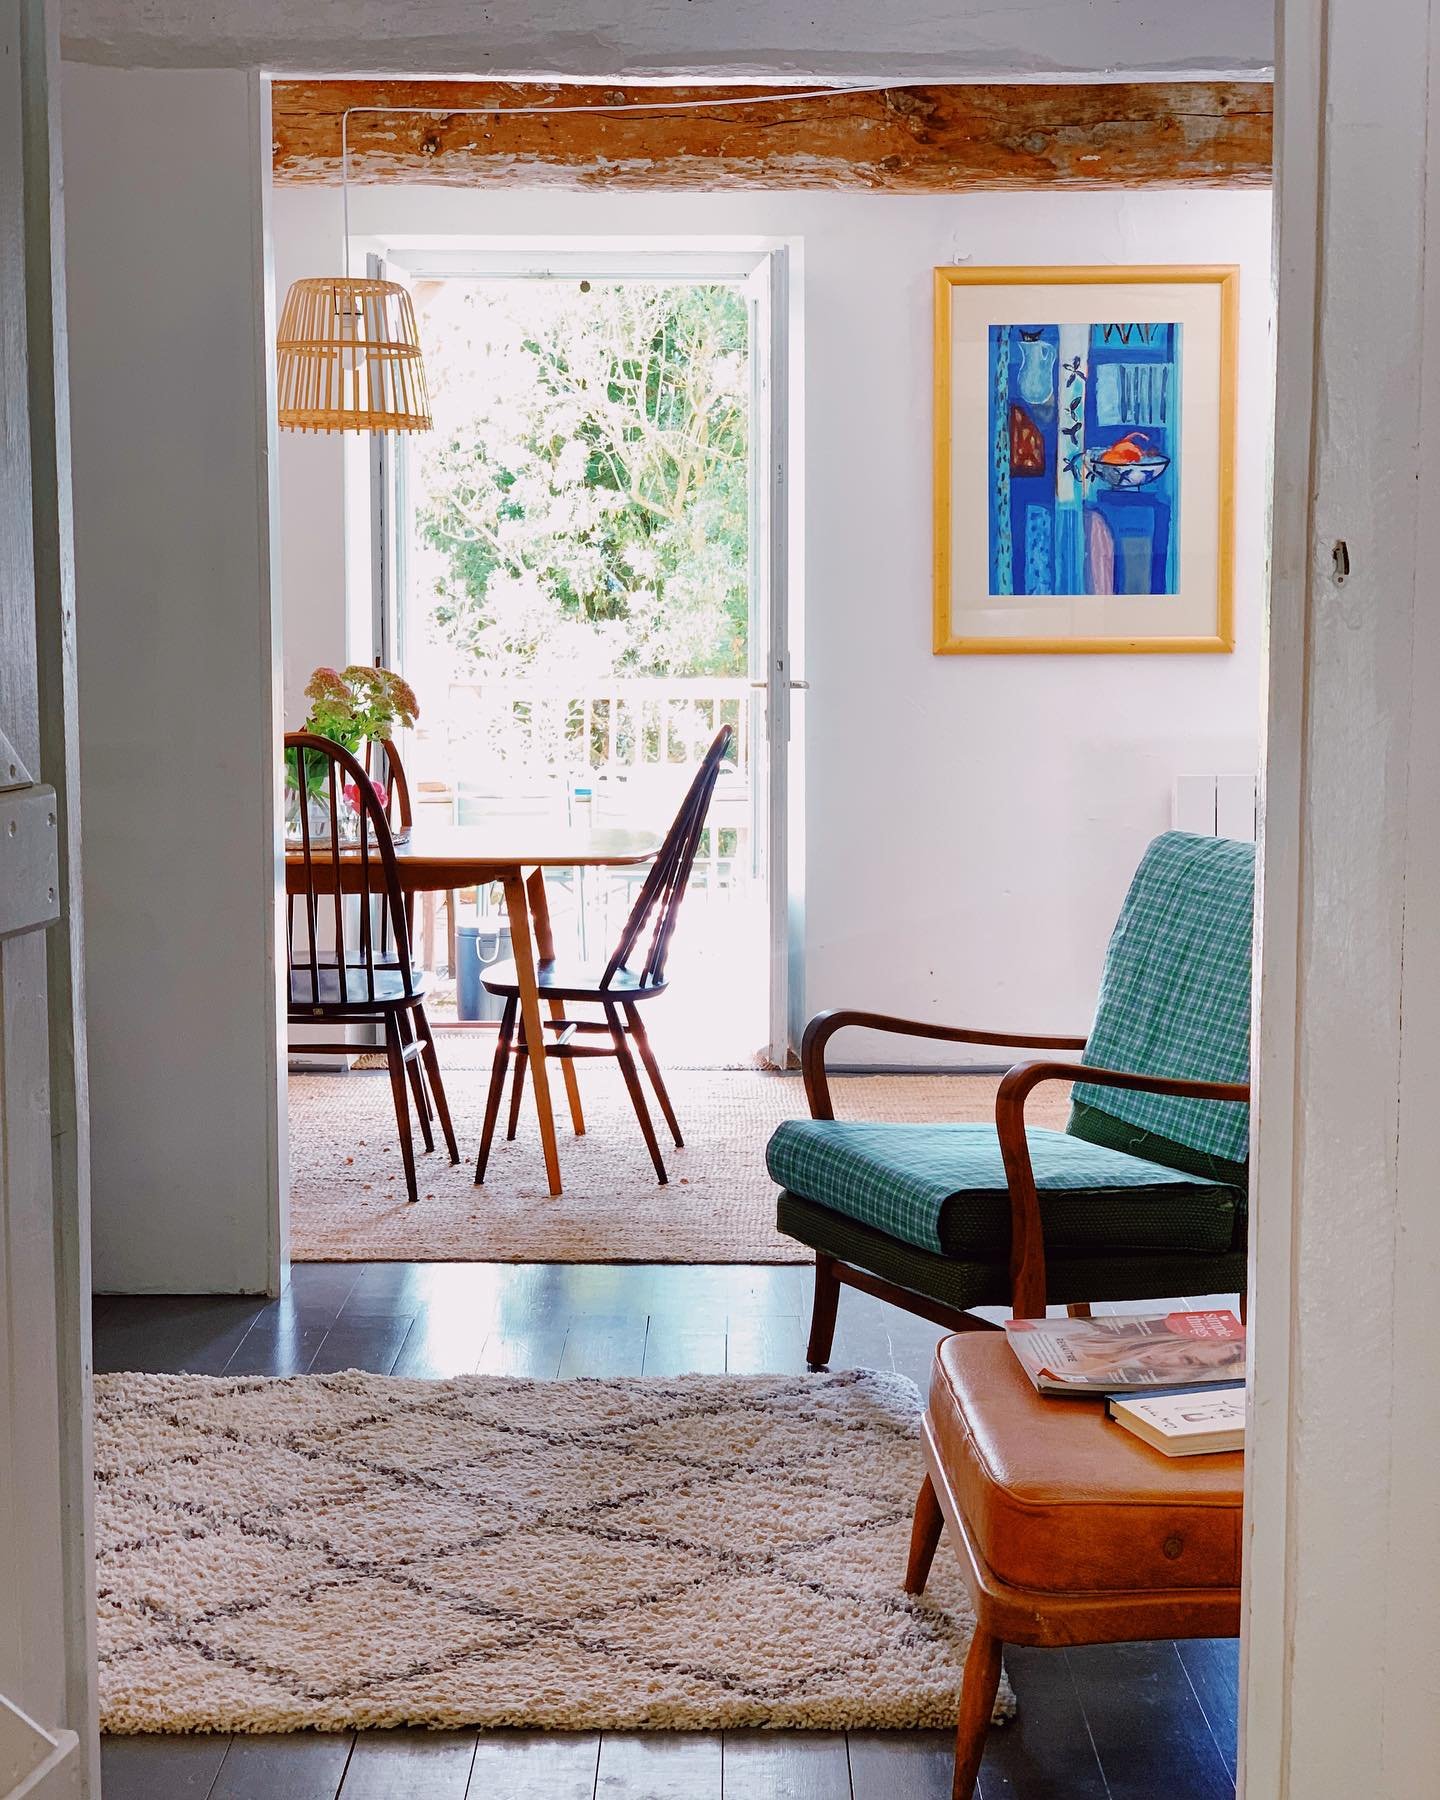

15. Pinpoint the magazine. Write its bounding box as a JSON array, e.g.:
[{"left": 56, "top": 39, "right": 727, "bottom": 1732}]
[
  {"left": 1106, "top": 1385, "right": 1246, "bottom": 1457},
  {"left": 1003, "top": 1310, "right": 1245, "bottom": 1396}
]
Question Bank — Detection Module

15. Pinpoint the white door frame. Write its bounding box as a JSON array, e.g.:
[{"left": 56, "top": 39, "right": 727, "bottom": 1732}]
[
  {"left": 3, "top": 0, "right": 96, "bottom": 1792},
  {"left": 370, "top": 237, "right": 802, "bottom": 1063},
  {"left": 1241, "top": 0, "right": 1440, "bottom": 1790}
]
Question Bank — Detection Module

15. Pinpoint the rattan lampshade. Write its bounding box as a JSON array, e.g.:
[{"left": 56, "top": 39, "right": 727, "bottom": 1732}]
[{"left": 276, "top": 276, "right": 432, "bottom": 433}]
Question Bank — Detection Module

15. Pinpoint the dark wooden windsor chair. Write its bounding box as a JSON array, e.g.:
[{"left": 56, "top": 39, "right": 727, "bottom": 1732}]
[
  {"left": 285, "top": 731, "right": 459, "bottom": 1204},
  {"left": 474, "top": 724, "right": 734, "bottom": 1188}
]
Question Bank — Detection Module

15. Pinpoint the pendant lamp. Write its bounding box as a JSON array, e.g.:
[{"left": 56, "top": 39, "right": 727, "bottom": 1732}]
[
  {"left": 276, "top": 107, "right": 431, "bottom": 435},
  {"left": 276, "top": 275, "right": 432, "bottom": 434}
]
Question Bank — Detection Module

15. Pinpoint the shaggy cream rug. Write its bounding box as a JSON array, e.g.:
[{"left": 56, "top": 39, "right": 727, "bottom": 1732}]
[
  {"left": 287, "top": 1068, "right": 1070, "bottom": 1263},
  {"left": 95, "top": 1366, "right": 1013, "bottom": 1735}
]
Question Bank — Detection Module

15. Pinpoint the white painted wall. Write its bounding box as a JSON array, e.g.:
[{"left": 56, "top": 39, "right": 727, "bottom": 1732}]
[
  {"left": 57, "top": 0, "right": 1273, "bottom": 82},
  {"left": 64, "top": 63, "right": 286, "bottom": 1292},
  {"left": 274, "top": 182, "right": 1272, "bottom": 1058}
]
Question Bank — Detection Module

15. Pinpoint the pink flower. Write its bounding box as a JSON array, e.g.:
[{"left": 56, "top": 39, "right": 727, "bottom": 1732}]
[{"left": 343, "top": 777, "right": 388, "bottom": 815}]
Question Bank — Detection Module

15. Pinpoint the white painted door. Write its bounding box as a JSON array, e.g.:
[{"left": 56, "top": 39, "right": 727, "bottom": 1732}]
[{"left": 0, "top": 2, "right": 96, "bottom": 1792}]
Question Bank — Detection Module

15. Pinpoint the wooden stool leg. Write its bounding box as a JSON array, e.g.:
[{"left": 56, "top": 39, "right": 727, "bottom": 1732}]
[
  {"left": 951, "top": 1627, "right": 1003, "bottom": 1800},
  {"left": 904, "top": 1471, "right": 944, "bottom": 1596},
  {"left": 806, "top": 1251, "right": 842, "bottom": 1370},
  {"left": 398, "top": 1009, "right": 435, "bottom": 1154},
  {"left": 625, "top": 1001, "right": 683, "bottom": 1147},
  {"left": 383, "top": 1011, "right": 419, "bottom": 1205},
  {"left": 506, "top": 1049, "right": 528, "bottom": 1141},
  {"left": 606, "top": 1001, "right": 667, "bottom": 1184},
  {"left": 475, "top": 996, "right": 516, "bottom": 1185},
  {"left": 413, "top": 1003, "right": 459, "bottom": 1164}
]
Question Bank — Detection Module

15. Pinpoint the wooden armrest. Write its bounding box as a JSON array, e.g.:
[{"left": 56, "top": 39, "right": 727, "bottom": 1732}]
[
  {"left": 801, "top": 1009, "right": 1087, "bottom": 1121},
  {"left": 994, "top": 1059, "right": 1251, "bottom": 1319}
]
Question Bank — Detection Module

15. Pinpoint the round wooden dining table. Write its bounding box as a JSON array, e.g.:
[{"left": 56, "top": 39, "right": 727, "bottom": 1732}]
[{"left": 285, "top": 820, "right": 661, "bottom": 1196}]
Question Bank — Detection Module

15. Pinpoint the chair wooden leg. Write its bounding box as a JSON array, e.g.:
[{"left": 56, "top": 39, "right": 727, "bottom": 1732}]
[
  {"left": 475, "top": 996, "right": 516, "bottom": 1185},
  {"left": 605, "top": 1002, "right": 667, "bottom": 1184},
  {"left": 383, "top": 1011, "right": 419, "bottom": 1205},
  {"left": 806, "top": 1251, "right": 843, "bottom": 1370},
  {"left": 1066, "top": 1302, "right": 1092, "bottom": 1319},
  {"left": 624, "top": 1002, "right": 682, "bottom": 1147},
  {"left": 951, "top": 1627, "right": 1003, "bottom": 1800},
  {"left": 507, "top": 1049, "right": 529, "bottom": 1142},
  {"left": 904, "top": 1472, "right": 945, "bottom": 1596},
  {"left": 397, "top": 1009, "right": 435, "bottom": 1154},
  {"left": 413, "top": 1003, "right": 459, "bottom": 1164}
]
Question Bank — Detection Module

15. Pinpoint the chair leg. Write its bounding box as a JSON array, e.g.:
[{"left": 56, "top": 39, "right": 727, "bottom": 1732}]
[
  {"left": 397, "top": 1008, "right": 435, "bottom": 1154},
  {"left": 475, "top": 996, "right": 516, "bottom": 1185},
  {"left": 605, "top": 1001, "right": 667, "bottom": 1184},
  {"left": 506, "top": 1049, "right": 529, "bottom": 1141},
  {"left": 624, "top": 1002, "right": 682, "bottom": 1147},
  {"left": 806, "top": 1251, "right": 843, "bottom": 1370},
  {"left": 383, "top": 1011, "right": 419, "bottom": 1204},
  {"left": 951, "top": 1627, "right": 1003, "bottom": 1800},
  {"left": 1066, "top": 1302, "right": 1092, "bottom": 1319},
  {"left": 413, "top": 1002, "right": 459, "bottom": 1164},
  {"left": 904, "top": 1472, "right": 945, "bottom": 1596}
]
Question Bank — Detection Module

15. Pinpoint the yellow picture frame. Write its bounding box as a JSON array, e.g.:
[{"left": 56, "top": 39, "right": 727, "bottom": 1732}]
[{"left": 933, "top": 265, "right": 1238, "bottom": 655}]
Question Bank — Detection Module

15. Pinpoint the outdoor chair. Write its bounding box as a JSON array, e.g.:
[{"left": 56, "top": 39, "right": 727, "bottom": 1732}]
[
  {"left": 767, "top": 832, "right": 1253, "bottom": 1366},
  {"left": 285, "top": 732, "right": 459, "bottom": 1205},
  {"left": 474, "top": 725, "right": 733, "bottom": 1187}
]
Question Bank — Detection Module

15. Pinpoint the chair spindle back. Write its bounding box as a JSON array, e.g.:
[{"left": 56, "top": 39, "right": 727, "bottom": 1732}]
[
  {"left": 601, "top": 725, "right": 733, "bottom": 991},
  {"left": 285, "top": 731, "right": 415, "bottom": 1008}
]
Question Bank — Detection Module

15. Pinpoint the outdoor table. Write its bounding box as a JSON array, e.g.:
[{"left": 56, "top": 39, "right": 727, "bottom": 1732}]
[{"left": 285, "top": 820, "right": 662, "bottom": 1196}]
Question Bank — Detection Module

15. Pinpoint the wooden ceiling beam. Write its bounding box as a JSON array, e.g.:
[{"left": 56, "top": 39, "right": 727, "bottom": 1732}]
[{"left": 271, "top": 80, "right": 1272, "bottom": 192}]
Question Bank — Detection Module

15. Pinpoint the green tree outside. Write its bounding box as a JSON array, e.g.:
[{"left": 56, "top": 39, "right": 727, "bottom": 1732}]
[{"left": 416, "top": 281, "right": 751, "bottom": 688}]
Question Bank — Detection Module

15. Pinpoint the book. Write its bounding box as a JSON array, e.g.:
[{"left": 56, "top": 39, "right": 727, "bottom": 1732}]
[
  {"left": 1003, "top": 1310, "right": 1245, "bottom": 1395},
  {"left": 1106, "top": 1385, "right": 1246, "bottom": 1457}
]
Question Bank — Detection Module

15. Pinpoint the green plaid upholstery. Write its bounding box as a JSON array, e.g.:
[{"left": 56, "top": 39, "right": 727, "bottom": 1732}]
[
  {"left": 776, "top": 1190, "right": 1248, "bottom": 1315},
  {"left": 765, "top": 1120, "right": 1241, "bottom": 1257},
  {"left": 1072, "top": 832, "right": 1253, "bottom": 1165}
]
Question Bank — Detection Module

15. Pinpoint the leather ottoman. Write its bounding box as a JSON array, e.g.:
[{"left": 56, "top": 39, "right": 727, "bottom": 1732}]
[{"left": 906, "top": 1332, "right": 1243, "bottom": 1798}]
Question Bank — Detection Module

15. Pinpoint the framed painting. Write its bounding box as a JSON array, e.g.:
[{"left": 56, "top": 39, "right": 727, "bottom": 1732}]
[{"left": 933, "top": 265, "right": 1238, "bottom": 654}]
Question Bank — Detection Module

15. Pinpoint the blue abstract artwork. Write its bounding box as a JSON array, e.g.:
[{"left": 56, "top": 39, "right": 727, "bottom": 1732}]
[{"left": 987, "top": 322, "right": 1181, "bottom": 598}]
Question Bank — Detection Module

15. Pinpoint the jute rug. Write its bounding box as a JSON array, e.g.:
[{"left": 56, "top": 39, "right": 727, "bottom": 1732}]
[
  {"left": 95, "top": 1367, "right": 1013, "bottom": 1735},
  {"left": 288, "top": 1069, "right": 1070, "bottom": 1263}
]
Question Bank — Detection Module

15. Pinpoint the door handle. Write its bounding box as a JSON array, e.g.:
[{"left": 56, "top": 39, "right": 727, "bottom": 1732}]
[{"left": 748, "top": 678, "right": 809, "bottom": 690}]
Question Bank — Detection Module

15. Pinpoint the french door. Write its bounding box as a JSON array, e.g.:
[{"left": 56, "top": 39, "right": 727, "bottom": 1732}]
[{"left": 370, "top": 242, "right": 798, "bottom": 1065}]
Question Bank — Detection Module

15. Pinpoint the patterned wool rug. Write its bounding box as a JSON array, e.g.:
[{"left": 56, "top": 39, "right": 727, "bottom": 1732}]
[
  {"left": 95, "top": 1367, "right": 1013, "bottom": 1736},
  {"left": 287, "top": 1068, "right": 1070, "bottom": 1263}
]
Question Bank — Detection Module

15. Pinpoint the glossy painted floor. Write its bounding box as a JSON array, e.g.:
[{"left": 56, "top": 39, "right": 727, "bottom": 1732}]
[{"left": 94, "top": 1262, "right": 1239, "bottom": 1799}]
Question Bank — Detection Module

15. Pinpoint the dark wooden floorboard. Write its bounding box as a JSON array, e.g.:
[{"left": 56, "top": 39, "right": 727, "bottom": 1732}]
[
  {"left": 208, "top": 1730, "right": 355, "bottom": 1798},
  {"left": 92, "top": 1264, "right": 1241, "bottom": 1800},
  {"left": 721, "top": 1728, "right": 852, "bottom": 1799},
  {"left": 337, "top": 1729, "right": 478, "bottom": 1799},
  {"left": 724, "top": 1311, "right": 807, "bottom": 1374},
  {"left": 99, "top": 1733, "right": 232, "bottom": 1798},
  {"left": 1173, "top": 1639, "right": 1240, "bottom": 1780},
  {"left": 594, "top": 1731, "right": 722, "bottom": 1799},
  {"left": 466, "top": 1729, "right": 600, "bottom": 1798},
  {"left": 1066, "top": 1641, "right": 1234, "bottom": 1799},
  {"left": 556, "top": 1312, "right": 648, "bottom": 1379},
  {"left": 846, "top": 1729, "right": 953, "bottom": 1799},
  {"left": 94, "top": 1295, "right": 268, "bottom": 1375},
  {"left": 976, "top": 1645, "right": 1108, "bottom": 1799},
  {"left": 640, "top": 1319, "right": 727, "bottom": 1376},
  {"left": 306, "top": 1309, "right": 416, "bottom": 1375}
]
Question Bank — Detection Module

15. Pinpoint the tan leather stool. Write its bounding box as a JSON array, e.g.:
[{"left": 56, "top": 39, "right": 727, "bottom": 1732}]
[{"left": 906, "top": 1333, "right": 1243, "bottom": 1799}]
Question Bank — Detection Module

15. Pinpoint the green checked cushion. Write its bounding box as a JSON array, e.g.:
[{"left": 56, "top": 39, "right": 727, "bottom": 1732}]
[
  {"left": 1072, "top": 831, "right": 1253, "bottom": 1167},
  {"left": 765, "top": 1120, "right": 1242, "bottom": 1258}
]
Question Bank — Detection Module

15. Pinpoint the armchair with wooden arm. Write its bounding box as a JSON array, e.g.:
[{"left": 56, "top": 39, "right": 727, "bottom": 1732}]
[{"left": 770, "top": 833, "right": 1256, "bottom": 1368}]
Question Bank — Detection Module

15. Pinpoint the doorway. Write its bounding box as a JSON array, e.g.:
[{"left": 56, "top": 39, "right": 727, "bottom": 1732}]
[{"left": 373, "top": 243, "right": 795, "bottom": 1067}]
